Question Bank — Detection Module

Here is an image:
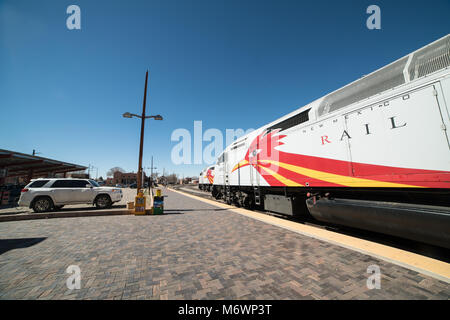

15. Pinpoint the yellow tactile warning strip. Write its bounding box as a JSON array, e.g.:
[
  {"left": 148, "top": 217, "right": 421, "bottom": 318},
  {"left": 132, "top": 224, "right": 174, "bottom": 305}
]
[{"left": 170, "top": 188, "right": 450, "bottom": 284}]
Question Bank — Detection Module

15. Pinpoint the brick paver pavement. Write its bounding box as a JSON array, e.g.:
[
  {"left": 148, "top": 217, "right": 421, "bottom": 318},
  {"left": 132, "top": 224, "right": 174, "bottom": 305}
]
[{"left": 0, "top": 188, "right": 448, "bottom": 300}]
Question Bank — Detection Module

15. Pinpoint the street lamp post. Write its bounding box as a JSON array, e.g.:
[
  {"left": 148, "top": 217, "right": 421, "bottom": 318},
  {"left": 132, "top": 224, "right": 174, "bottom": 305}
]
[{"left": 122, "top": 70, "right": 163, "bottom": 194}]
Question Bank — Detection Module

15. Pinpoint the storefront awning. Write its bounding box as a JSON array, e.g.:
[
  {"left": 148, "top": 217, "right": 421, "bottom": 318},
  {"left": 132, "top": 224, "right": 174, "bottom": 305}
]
[{"left": 0, "top": 149, "right": 87, "bottom": 180}]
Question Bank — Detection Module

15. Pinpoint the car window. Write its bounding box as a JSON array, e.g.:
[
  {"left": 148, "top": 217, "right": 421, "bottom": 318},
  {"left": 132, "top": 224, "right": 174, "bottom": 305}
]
[
  {"left": 28, "top": 180, "right": 49, "bottom": 188},
  {"left": 51, "top": 180, "right": 73, "bottom": 188},
  {"left": 72, "top": 180, "right": 90, "bottom": 188},
  {"left": 88, "top": 180, "right": 100, "bottom": 187}
]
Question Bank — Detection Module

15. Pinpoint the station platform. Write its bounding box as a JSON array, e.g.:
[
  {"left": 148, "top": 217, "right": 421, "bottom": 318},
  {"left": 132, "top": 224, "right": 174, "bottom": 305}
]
[{"left": 0, "top": 188, "right": 448, "bottom": 300}]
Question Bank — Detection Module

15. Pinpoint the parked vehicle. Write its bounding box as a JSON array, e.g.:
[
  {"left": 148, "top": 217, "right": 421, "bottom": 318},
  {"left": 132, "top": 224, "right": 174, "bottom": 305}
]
[{"left": 18, "top": 178, "right": 123, "bottom": 213}]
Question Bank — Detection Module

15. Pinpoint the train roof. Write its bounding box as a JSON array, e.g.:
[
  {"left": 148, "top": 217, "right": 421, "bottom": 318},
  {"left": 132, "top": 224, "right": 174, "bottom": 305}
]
[
  {"left": 221, "top": 34, "right": 450, "bottom": 155},
  {"left": 262, "top": 34, "right": 450, "bottom": 135},
  {"left": 315, "top": 34, "right": 450, "bottom": 118}
]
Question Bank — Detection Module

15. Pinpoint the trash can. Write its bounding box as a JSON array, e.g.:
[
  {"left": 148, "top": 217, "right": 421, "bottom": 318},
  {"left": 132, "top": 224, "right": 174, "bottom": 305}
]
[{"left": 153, "top": 189, "right": 164, "bottom": 215}]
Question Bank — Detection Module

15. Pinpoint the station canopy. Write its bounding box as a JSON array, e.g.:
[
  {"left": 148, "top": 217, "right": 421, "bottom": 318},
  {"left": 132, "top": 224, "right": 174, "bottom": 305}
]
[{"left": 0, "top": 149, "right": 87, "bottom": 180}]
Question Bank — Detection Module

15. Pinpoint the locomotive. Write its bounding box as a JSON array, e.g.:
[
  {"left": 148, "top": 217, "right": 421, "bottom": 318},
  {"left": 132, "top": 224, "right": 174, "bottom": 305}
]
[{"left": 200, "top": 35, "right": 450, "bottom": 249}]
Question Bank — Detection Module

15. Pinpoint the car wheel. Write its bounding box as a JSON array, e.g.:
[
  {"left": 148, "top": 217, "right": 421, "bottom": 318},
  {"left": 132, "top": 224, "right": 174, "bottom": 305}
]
[
  {"left": 95, "top": 195, "right": 112, "bottom": 209},
  {"left": 32, "top": 197, "right": 54, "bottom": 213}
]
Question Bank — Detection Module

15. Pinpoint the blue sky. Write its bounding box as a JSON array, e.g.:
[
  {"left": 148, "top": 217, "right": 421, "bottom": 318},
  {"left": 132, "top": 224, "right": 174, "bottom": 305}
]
[{"left": 1, "top": 0, "right": 449, "bottom": 179}]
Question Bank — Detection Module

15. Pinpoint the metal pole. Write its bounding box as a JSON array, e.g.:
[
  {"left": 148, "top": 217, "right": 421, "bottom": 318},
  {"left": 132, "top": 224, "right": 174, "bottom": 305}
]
[
  {"left": 137, "top": 70, "right": 149, "bottom": 194},
  {"left": 150, "top": 156, "right": 153, "bottom": 192}
]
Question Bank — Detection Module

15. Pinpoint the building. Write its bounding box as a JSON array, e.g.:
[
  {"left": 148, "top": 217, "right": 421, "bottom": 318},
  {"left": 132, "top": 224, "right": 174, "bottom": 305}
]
[
  {"left": 112, "top": 171, "right": 148, "bottom": 186},
  {"left": 0, "top": 149, "right": 87, "bottom": 187},
  {"left": 0, "top": 149, "right": 87, "bottom": 206},
  {"left": 64, "top": 172, "right": 89, "bottom": 179}
]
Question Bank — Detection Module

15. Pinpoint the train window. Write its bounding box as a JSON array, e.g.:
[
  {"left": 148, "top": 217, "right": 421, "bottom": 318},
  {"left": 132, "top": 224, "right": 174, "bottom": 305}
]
[
  {"left": 266, "top": 108, "right": 310, "bottom": 132},
  {"left": 217, "top": 153, "right": 224, "bottom": 164},
  {"left": 231, "top": 142, "right": 245, "bottom": 150}
]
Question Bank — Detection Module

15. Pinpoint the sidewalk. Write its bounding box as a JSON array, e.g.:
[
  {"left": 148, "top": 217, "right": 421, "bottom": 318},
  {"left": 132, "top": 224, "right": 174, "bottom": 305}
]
[{"left": 0, "top": 188, "right": 448, "bottom": 300}]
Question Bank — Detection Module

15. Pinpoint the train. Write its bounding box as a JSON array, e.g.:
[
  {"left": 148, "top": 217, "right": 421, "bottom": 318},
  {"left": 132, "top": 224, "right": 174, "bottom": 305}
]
[
  {"left": 199, "top": 34, "right": 450, "bottom": 249},
  {"left": 198, "top": 165, "right": 215, "bottom": 191}
]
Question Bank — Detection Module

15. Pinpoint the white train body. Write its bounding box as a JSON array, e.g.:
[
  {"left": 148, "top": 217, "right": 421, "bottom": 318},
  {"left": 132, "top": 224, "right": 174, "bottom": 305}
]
[{"left": 213, "top": 35, "right": 450, "bottom": 191}]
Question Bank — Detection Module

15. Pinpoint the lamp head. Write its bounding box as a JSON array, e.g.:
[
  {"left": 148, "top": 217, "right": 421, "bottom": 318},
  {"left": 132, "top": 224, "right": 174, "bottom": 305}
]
[{"left": 122, "top": 112, "right": 133, "bottom": 118}]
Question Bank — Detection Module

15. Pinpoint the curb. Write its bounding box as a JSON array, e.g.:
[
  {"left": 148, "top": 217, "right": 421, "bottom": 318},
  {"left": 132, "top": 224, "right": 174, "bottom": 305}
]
[{"left": 0, "top": 208, "right": 131, "bottom": 222}]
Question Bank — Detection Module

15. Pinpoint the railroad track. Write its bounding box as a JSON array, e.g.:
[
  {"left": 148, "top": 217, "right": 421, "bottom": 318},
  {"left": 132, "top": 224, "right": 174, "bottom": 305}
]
[{"left": 172, "top": 185, "right": 450, "bottom": 263}]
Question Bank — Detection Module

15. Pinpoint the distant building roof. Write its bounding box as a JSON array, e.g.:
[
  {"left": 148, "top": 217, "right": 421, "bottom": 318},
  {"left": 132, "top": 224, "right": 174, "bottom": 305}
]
[{"left": 0, "top": 149, "right": 87, "bottom": 180}]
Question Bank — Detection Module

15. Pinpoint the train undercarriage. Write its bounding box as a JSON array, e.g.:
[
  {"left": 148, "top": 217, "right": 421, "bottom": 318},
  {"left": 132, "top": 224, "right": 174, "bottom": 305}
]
[{"left": 210, "top": 185, "right": 450, "bottom": 249}]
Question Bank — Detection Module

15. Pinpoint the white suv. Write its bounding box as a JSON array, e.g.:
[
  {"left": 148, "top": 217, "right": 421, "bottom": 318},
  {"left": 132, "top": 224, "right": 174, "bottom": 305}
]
[{"left": 18, "top": 178, "right": 123, "bottom": 213}]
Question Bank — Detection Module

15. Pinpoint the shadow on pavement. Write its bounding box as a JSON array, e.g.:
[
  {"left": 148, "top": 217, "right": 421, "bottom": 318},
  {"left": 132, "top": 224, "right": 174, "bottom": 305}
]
[
  {"left": 150, "top": 211, "right": 184, "bottom": 215},
  {"left": 165, "top": 208, "right": 228, "bottom": 212},
  {"left": 0, "top": 237, "right": 47, "bottom": 255},
  {"left": 52, "top": 204, "right": 126, "bottom": 213}
]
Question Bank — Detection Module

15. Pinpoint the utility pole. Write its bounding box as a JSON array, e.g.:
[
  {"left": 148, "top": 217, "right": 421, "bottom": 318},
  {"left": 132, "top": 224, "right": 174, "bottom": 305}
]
[
  {"left": 87, "top": 164, "right": 97, "bottom": 179},
  {"left": 150, "top": 156, "right": 157, "bottom": 188},
  {"left": 150, "top": 156, "right": 153, "bottom": 192}
]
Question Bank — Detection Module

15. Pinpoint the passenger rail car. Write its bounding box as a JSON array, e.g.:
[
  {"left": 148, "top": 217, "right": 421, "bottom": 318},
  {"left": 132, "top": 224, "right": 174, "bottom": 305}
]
[
  {"left": 210, "top": 35, "right": 450, "bottom": 249},
  {"left": 199, "top": 166, "right": 215, "bottom": 191}
]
